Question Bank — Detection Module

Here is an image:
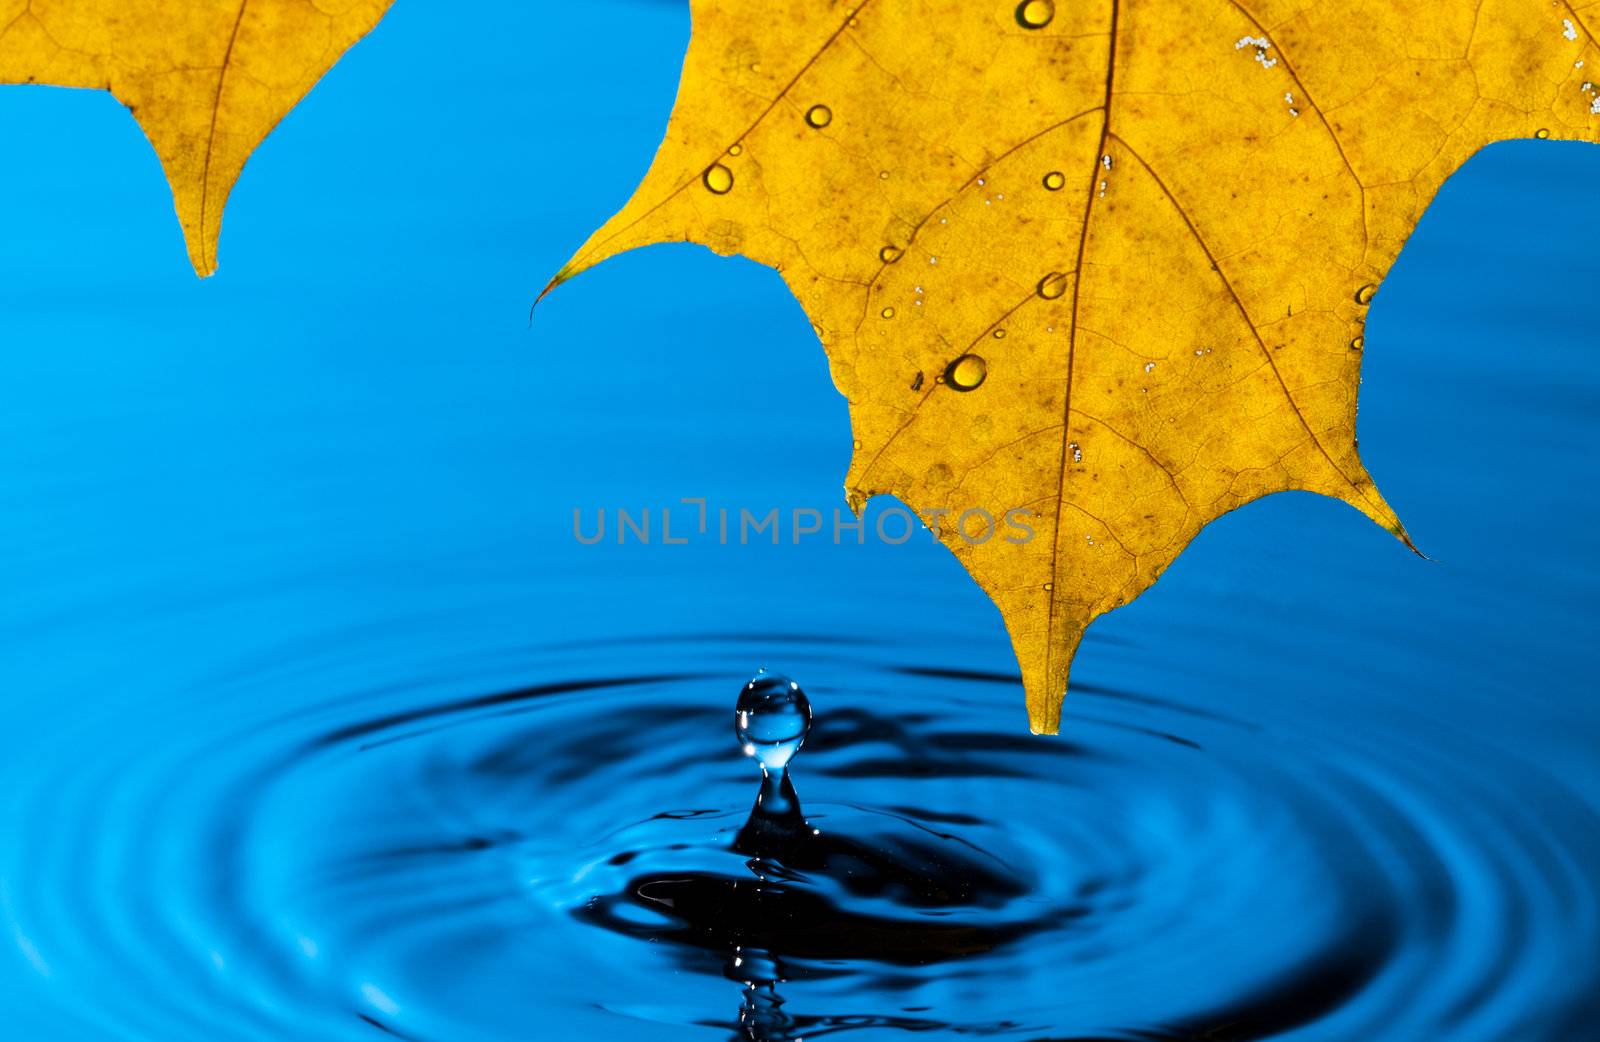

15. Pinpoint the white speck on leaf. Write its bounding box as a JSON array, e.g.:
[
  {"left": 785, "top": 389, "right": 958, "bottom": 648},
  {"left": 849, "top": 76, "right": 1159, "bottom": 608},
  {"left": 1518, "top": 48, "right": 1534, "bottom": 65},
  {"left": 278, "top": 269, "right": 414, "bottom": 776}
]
[
  {"left": 1235, "top": 35, "right": 1278, "bottom": 69},
  {"left": 1564, "top": 18, "right": 1579, "bottom": 40}
]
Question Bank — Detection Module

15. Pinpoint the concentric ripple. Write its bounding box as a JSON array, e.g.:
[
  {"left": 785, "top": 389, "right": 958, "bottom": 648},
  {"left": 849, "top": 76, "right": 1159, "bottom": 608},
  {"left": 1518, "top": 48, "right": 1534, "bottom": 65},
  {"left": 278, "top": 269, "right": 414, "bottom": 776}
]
[{"left": 4, "top": 638, "right": 1600, "bottom": 1042}]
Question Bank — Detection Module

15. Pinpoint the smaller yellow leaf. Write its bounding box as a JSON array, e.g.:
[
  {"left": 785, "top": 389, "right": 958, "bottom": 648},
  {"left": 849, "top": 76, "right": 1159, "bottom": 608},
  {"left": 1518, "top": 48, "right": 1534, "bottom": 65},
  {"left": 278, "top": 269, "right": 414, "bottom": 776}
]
[{"left": 0, "top": 0, "right": 394, "bottom": 275}]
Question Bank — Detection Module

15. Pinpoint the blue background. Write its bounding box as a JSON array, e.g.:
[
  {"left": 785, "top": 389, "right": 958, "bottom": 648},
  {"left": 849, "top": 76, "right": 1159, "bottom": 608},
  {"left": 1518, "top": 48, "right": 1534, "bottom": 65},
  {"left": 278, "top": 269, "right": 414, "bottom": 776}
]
[{"left": 0, "top": 1, "right": 1596, "bottom": 1038}]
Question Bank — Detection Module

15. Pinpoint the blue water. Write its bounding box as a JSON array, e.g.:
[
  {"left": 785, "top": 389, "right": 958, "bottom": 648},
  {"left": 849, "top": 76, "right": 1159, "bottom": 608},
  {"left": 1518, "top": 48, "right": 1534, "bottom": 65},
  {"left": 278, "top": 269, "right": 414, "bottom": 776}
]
[{"left": 0, "top": 1, "right": 1597, "bottom": 1039}]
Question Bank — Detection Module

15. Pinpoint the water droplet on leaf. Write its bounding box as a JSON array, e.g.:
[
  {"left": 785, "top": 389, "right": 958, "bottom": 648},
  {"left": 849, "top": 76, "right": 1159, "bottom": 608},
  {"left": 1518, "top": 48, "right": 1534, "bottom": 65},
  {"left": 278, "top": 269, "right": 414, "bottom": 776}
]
[
  {"left": 1037, "top": 271, "right": 1068, "bottom": 299},
  {"left": 1015, "top": 0, "right": 1055, "bottom": 29},
  {"left": 703, "top": 163, "right": 734, "bottom": 195},
  {"left": 805, "top": 104, "right": 833, "bottom": 128},
  {"left": 880, "top": 245, "right": 902, "bottom": 263},
  {"left": 1043, "top": 171, "right": 1066, "bottom": 191},
  {"left": 1355, "top": 283, "right": 1377, "bottom": 304},
  {"left": 945, "top": 354, "right": 988, "bottom": 391},
  {"left": 881, "top": 306, "right": 896, "bottom": 318},
  {"left": 1536, "top": 127, "right": 1551, "bottom": 139}
]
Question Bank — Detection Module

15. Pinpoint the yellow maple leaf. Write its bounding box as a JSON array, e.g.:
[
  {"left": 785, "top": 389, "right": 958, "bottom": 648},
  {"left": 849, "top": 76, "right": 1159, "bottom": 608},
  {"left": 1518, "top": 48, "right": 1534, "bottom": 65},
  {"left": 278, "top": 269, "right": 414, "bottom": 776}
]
[
  {"left": 545, "top": 0, "right": 1600, "bottom": 732},
  {"left": 0, "top": 0, "right": 393, "bottom": 275}
]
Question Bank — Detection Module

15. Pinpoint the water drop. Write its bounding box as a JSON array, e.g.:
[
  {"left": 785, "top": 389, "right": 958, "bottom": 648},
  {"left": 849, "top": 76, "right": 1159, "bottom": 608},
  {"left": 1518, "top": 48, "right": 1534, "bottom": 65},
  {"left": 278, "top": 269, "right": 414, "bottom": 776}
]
[
  {"left": 1037, "top": 271, "right": 1068, "bottom": 299},
  {"left": 703, "top": 163, "right": 734, "bottom": 195},
  {"left": 728, "top": 143, "right": 744, "bottom": 156},
  {"left": 1043, "top": 171, "right": 1065, "bottom": 191},
  {"left": 1536, "top": 128, "right": 1551, "bottom": 139},
  {"left": 881, "top": 306, "right": 896, "bottom": 319},
  {"left": 993, "top": 329, "right": 1007, "bottom": 339},
  {"left": 1015, "top": 0, "right": 1055, "bottom": 29},
  {"left": 1043, "top": 582, "right": 1053, "bottom": 591},
  {"left": 1350, "top": 336, "right": 1365, "bottom": 351},
  {"left": 736, "top": 671, "right": 812, "bottom": 772},
  {"left": 879, "top": 170, "right": 891, "bottom": 180},
  {"left": 945, "top": 354, "right": 988, "bottom": 391},
  {"left": 1355, "top": 283, "right": 1377, "bottom": 305},
  {"left": 805, "top": 104, "right": 833, "bottom": 129},
  {"left": 879, "top": 245, "right": 902, "bottom": 263}
]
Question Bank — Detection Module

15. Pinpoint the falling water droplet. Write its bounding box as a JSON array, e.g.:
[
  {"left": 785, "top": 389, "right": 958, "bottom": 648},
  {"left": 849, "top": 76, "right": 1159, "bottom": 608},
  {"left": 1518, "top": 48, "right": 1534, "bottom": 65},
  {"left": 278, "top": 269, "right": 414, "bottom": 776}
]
[
  {"left": 945, "top": 354, "right": 988, "bottom": 391},
  {"left": 880, "top": 245, "right": 903, "bottom": 263},
  {"left": 1355, "top": 283, "right": 1377, "bottom": 305},
  {"left": 703, "top": 163, "right": 735, "bottom": 195},
  {"left": 881, "top": 306, "right": 896, "bottom": 319},
  {"left": 1015, "top": 0, "right": 1055, "bottom": 29},
  {"left": 805, "top": 104, "right": 833, "bottom": 129},
  {"left": 1037, "top": 271, "right": 1068, "bottom": 299},
  {"left": 736, "top": 671, "right": 812, "bottom": 772},
  {"left": 1043, "top": 171, "right": 1066, "bottom": 191},
  {"left": 1536, "top": 127, "right": 1552, "bottom": 139}
]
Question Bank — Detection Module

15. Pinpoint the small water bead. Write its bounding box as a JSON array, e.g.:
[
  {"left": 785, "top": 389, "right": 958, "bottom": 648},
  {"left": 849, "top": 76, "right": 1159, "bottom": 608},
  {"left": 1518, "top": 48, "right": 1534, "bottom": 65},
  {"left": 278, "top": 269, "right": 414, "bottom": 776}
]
[
  {"left": 1350, "top": 336, "right": 1365, "bottom": 351},
  {"left": 1355, "top": 283, "right": 1377, "bottom": 305},
  {"left": 703, "top": 163, "right": 735, "bottom": 195},
  {"left": 879, "top": 245, "right": 902, "bottom": 263},
  {"left": 728, "top": 144, "right": 744, "bottom": 156},
  {"left": 1043, "top": 170, "right": 1066, "bottom": 191},
  {"left": 993, "top": 329, "right": 1007, "bottom": 339},
  {"left": 945, "top": 354, "right": 988, "bottom": 391},
  {"left": 881, "top": 306, "right": 896, "bottom": 319},
  {"left": 805, "top": 104, "right": 833, "bottom": 129},
  {"left": 1037, "top": 271, "right": 1068, "bottom": 299},
  {"left": 735, "top": 671, "right": 812, "bottom": 772},
  {"left": 1015, "top": 0, "right": 1055, "bottom": 29},
  {"left": 1536, "top": 128, "right": 1552, "bottom": 139}
]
